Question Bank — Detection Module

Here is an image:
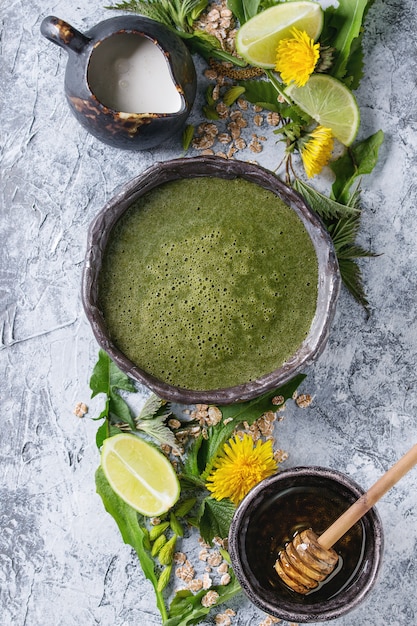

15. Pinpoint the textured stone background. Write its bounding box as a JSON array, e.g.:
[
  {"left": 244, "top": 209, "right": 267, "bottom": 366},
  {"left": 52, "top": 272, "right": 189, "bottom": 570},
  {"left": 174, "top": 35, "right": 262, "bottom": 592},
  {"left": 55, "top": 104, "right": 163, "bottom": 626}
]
[{"left": 1, "top": 1, "right": 417, "bottom": 625}]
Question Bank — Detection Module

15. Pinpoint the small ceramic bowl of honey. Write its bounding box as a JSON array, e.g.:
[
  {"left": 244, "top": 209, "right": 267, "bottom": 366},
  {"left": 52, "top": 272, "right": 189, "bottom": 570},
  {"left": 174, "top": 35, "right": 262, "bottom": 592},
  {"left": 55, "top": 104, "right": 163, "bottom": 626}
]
[{"left": 228, "top": 467, "right": 384, "bottom": 623}]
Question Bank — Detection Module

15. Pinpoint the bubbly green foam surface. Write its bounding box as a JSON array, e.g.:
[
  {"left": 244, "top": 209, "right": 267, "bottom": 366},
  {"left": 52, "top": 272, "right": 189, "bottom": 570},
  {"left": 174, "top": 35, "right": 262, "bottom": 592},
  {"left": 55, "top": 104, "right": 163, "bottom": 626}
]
[{"left": 98, "top": 177, "right": 318, "bottom": 390}]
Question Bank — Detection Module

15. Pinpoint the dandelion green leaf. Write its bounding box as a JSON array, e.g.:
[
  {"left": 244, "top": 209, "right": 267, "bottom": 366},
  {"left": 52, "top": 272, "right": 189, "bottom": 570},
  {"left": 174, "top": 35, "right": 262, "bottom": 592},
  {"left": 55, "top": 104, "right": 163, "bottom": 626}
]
[
  {"left": 96, "top": 466, "right": 168, "bottom": 620},
  {"left": 227, "top": 0, "right": 261, "bottom": 24},
  {"left": 89, "top": 350, "right": 136, "bottom": 430},
  {"left": 323, "top": 0, "right": 376, "bottom": 85}
]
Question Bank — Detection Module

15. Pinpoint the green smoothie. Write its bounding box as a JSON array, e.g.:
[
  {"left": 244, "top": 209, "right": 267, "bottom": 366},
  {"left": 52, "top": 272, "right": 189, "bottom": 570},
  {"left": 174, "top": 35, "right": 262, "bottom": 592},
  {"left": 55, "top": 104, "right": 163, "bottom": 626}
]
[{"left": 98, "top": 176, "right": 318, "bottom": 390}]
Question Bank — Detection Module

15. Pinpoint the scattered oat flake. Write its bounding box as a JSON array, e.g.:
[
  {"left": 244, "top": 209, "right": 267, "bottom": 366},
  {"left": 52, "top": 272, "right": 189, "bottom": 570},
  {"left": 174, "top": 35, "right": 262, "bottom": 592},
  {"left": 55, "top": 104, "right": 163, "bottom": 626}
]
[
  {"left": 220, "top": 573, "right": 231, "bottom": 585},
  {"left": 267, "top": 111, "right": 280, "bottom": 126},
  {"left": 199, "top": 548, "right": 209, "bottom": 561},
  {"left": 188, "top": 578, "right": 203, "bottom": 592},
  {"left": 296, "top": 393, "right": 313, "bottom": 408},
  {"left": 205, "top": 69, "right": 218, "bottom": 80},
  {"left": 218, "top": 133, "right": 232, "bottom": 144},
  {"left": 174, "top": 552, "right": 186, "bottom": 564},
  {"left": 202, "top": 572, "right": 212, "bottom": 589},
  {"left": 234, "top": 137, "right": 246, "bottom": 150},
  {"left": 207, "top": 551, "right": 223, "bottom": 567},
  {"left": 207, "top": 406, "right": 223, "bottom": 425},
  {"left": 73, "top": 402, "right": 88, "bottom": 417},
  {"left": 201, "top": 590, "right": 219, "bottom": 607},
  {"left": 175, "top": 560, "right": 195, "bottom": 583},
  {"left": 215, "top": 615, "right": 232, "bottom": 626},
  {"left": 274, "top": 449, "right": 289, "bottom": 464},
  {"left": 217, "top": 561, "right": 229, "bottom": 574},
  {"left": 259, "top": 616, "right": 281, "bottom": 626},
  {"left": 168, "top": 418, "right": 181, "bottom": 429}
]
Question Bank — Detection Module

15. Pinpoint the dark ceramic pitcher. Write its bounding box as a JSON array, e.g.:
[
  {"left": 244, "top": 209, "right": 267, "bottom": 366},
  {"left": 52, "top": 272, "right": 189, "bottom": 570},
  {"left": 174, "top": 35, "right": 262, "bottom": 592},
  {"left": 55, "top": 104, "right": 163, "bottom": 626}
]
[{"left": 40, "top": 15, "right": 197, "bottom": 150}]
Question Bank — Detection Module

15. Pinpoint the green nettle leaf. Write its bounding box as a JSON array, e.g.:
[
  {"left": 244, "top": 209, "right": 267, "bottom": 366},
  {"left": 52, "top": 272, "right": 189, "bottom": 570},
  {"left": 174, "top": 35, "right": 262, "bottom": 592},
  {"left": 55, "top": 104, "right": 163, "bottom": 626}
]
[
  {"left": 330, "top": 130, "right": 384, "bottom": 204},
  {"left": 198, "top": 497, "right": 236, "bottom": 545},
  {"left": 293, "top": 178, "right": 360, "bottom": 221},
  {"left": 338, "top": 258, "right": 371, "bottom": 313},
  {"left": 138, "top": 394, "right": 168, "bottom": 420},
  {"left": 107, "top": 0, "right": 173, "bottom": 26},
  {"left": 326, "top": 215, "right": 377, "bottom": 314},
  {"left": 136, "top": 414, "right": 179, "bottom": 450},
  {"left": 188, "top": 0, "right": 209, "bottom": 24}
]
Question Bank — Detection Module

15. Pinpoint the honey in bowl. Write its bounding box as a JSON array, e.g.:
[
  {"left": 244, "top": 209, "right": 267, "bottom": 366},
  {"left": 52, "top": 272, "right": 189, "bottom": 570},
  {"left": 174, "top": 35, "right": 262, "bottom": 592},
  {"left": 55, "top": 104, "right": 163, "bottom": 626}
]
[
  {"left": 246, "top": 484, "right": 365, "bottom": 602},
  {"left": 98, "top": 176, "right": 318, "bottom": 391},
  {"left": 228, "top": 468, "right": 384, "bottom": 623}
]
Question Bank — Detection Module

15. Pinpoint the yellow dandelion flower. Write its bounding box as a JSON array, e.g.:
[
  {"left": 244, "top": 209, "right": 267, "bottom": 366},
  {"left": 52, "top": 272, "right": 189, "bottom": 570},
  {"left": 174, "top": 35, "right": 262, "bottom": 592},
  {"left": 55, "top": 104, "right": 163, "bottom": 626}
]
[
  {"left": 275, "top": 28, "right": 320, "bottom": 87},
  {"left": 205, "top": 434, "right": 278, "bottom": 506},
  {"left": 299, "top": 125, "right": 334, "bottom": 178}
]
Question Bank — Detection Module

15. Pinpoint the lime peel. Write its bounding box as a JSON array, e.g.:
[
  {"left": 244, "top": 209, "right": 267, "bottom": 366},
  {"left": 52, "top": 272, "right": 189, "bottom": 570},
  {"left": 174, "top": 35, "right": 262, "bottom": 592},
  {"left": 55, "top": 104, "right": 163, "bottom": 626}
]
[
  {"left": 236, "top": 1, "right": 324, "bottom": 68},
  {"left": 286, "top": 74, "right": 360, "bottom": 146},
  {"left": 101, "top": 433, "right": 180, "bottom": 517}
]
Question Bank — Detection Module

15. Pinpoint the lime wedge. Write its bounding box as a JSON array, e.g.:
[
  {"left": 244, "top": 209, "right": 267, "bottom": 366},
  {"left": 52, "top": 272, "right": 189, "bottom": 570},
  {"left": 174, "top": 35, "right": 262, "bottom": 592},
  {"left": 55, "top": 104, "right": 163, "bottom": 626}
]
[
  {"left": 286, "top": 74, "right": 360, "bottom": 146},
  {"left": 236, "top": 1, "right": 324, "bottom": 68},
  {"left": 101, "top": 433, "right": 180, "bottom": 516}
]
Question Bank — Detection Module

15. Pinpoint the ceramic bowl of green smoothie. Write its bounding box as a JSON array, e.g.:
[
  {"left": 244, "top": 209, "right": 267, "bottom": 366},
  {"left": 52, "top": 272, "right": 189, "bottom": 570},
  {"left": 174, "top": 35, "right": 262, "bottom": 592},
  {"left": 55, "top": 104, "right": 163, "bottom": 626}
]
[{"left": 82, "top": 156, "right": 340, "bottom": 404}]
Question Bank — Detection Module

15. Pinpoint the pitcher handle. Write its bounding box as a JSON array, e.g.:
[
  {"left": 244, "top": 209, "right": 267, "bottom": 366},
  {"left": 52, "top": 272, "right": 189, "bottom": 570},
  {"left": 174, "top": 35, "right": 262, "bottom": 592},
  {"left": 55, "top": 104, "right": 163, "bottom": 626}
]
[{"left": 40, "top": 16, "right": 90, "bottom": 53}]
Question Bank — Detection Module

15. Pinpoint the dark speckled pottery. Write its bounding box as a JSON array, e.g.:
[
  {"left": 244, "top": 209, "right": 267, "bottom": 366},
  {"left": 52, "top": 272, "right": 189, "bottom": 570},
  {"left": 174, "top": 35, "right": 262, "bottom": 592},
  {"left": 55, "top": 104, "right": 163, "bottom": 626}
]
[
  {"left": 40, "top": 15, "right": 196, "bottom": 150},
  {"left": 81, "top": 156, "right": 341, "bottom": 404},
  {"left": 228, "top": 467, "right": 384, "bottom": 622}
]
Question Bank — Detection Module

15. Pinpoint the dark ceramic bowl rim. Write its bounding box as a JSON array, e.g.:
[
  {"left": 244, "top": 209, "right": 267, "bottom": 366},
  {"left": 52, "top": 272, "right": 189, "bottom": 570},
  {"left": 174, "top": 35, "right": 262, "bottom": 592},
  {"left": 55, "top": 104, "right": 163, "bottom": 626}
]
[
  {"left": 228, "top": 466, "right": 384, "bottom": 623},
  {"left": 81, "top": 156, "right": 341, "bottom": 404}
]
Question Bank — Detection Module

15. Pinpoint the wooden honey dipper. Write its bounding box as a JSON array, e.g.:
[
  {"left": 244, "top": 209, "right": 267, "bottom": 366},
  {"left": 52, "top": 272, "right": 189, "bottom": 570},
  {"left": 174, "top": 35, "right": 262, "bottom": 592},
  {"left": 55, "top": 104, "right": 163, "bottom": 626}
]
[{"left": 274, "top": 443, "right": 417, "bottom": 594}]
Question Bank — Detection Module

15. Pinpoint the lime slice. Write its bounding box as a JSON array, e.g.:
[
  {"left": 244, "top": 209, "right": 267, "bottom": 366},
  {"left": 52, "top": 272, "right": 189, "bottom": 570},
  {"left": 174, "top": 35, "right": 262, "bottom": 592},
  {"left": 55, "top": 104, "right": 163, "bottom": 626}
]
[
  {"left": 101, "top": 433, "right": 180, "bottom": 516},
  {"left": 286, "top": 74, "right": 360, "bottom": 146},
  {"left": 236, "top": 1, "right": 324, "bottom": 68}
]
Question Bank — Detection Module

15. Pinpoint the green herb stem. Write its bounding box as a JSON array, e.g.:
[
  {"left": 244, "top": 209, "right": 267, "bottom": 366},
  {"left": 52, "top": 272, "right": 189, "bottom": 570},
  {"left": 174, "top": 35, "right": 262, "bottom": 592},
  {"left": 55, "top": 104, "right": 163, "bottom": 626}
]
[{"left": 264, "top": 70, "right": 291, "bottom": 104}]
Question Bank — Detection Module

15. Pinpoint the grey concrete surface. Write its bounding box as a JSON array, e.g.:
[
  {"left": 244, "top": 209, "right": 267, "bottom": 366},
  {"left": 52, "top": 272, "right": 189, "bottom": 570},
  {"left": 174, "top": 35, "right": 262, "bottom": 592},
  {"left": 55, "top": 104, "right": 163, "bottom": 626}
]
[{"left": 1, "top": 1, "right": 417, "bottom": 625}]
